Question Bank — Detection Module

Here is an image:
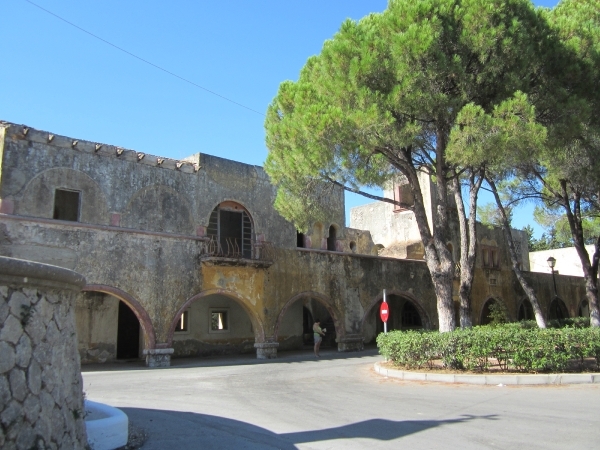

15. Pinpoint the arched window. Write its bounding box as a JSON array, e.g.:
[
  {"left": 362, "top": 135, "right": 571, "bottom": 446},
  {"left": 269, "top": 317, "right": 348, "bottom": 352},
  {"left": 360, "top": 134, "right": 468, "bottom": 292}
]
[
  {"left": 207, "top": 202, "right": 253, "bottom": 258},
  {"left": 327, "top": 225, "right": 337, "bottom": 251}
]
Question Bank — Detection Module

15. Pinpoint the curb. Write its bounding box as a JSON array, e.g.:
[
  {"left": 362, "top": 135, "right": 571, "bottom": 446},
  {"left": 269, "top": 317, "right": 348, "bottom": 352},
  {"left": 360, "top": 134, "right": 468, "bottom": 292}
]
[{"left": 374, "top": 362, "right": 600, "bottom": 385}]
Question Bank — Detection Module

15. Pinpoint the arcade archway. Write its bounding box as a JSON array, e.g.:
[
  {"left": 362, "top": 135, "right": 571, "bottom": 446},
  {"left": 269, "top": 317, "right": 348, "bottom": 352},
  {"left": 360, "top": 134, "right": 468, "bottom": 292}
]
[
  {"left": 77, "top": 285, "right": 155, "bottom": 363},
  {"left": 361, "top": 292, "right": 428, "bottom": 344},
  {"left": 167, "top": 289, "right": 265, "bottom": 357},
  {"left": 274, "top": 292, "right": 341, "bottom": 351}
]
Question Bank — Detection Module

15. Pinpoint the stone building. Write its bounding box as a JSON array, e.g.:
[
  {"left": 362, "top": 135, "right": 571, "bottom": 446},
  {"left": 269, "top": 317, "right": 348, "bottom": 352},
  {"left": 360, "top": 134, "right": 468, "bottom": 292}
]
[
  {"left": 351, "top": 176, "right": 588, "bottom": 325},
  {"left": 0, "top": 121, "right": 587, "bottom": 366}
]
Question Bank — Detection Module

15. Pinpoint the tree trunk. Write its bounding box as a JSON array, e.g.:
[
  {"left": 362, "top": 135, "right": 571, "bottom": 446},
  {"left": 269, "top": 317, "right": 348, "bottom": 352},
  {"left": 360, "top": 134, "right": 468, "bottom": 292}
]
[
  {"left": 451, "top": 171, "right": 483, "bottom": 328},
  {"left": 488, "top": 178, "right": 547, "bottom": 328},
  {"left": 398, "top": 162, "right": 455, "bottom": 332},
  {"left": 560, "top": 181, "right": 600, "bottom": 327}
]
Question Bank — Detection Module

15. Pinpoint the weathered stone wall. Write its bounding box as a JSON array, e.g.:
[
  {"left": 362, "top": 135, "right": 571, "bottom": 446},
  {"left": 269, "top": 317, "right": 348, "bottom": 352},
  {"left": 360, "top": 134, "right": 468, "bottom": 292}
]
[
  {"left": 0, "top": 257, "right": 87, "bottom": 449},
  {"left": 172, "top": 293, "right": 257, "bottom": 356},
  {"left": 0, "top": 122, "right": 300, "bottom": 249},
  {"left": 75, "top": 292, "right": 119, "bottom": 363},
  {"left": 0, "top": 122, "right": 589, "bottom": 365}
]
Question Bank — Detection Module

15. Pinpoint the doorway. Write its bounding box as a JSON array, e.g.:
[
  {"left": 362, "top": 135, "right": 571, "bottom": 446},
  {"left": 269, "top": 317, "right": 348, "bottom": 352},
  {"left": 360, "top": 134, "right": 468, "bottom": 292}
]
[{"left": 116, "top": 301, "right": 140, "bottom": 359}]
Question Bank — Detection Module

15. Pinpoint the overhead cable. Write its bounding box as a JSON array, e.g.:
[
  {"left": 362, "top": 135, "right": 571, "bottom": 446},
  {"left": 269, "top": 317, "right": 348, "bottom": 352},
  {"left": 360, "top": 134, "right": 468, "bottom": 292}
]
[{"left": 24, "top": 0, "right": 266, "bottom": 117}]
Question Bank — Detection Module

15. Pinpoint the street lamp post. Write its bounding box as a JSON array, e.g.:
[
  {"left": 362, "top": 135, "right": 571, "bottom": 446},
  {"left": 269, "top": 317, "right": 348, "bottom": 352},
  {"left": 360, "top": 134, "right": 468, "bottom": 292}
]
[{"left": 547, "top": 256, "right": 558, "bottom": 298}]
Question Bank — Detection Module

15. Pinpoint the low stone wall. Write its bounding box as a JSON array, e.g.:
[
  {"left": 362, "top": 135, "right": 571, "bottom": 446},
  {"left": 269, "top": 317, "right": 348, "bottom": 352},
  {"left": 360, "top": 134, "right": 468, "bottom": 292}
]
[{"left": 0, "top": 257, "right": 88, "bottom": 449}]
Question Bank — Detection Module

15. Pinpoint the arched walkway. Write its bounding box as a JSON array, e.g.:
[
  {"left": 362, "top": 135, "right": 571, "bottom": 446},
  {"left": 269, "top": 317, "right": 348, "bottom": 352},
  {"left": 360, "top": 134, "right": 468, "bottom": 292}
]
[
  {"left": 82, "top": 284, "right": 156, "bottom": 350},
  {"left": 166, "top": 289, "right": 266, "bottom": 347},
  {"left": 480, "top": 297, "right": 508, "bottom": 325},
  {"left": 361, "top": 291, "right": 430, "bottom": 344},
  {"left": 549, "top": 297, "right": 569, "bottom": 321},
  {"left": 360, "top": 290, "right": 430, "bottom": 334},
  {"left": 517, "top": 298, "right": 535, "bottom": 321},
  {"left": 273, "top": 291, "right": 342, "bottom": 347}
]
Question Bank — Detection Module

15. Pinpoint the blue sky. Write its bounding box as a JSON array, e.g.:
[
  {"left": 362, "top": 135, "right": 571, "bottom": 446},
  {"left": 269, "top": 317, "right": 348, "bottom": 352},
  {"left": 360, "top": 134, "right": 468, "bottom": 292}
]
[{"left": 1, "top": 0, "right": 559, "bottom": 235}]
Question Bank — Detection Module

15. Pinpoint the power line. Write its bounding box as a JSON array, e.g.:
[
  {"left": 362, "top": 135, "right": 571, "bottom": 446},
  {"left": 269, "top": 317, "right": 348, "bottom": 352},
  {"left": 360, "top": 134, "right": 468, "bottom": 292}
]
[{"left": 23, "top": 0, "right": 266, "bottom": 117}]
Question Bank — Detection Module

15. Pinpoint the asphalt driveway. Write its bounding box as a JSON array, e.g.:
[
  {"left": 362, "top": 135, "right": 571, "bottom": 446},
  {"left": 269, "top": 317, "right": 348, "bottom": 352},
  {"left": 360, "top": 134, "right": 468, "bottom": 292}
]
[{"left": 82, "top": 348, "right": 600, "bottom": 449}]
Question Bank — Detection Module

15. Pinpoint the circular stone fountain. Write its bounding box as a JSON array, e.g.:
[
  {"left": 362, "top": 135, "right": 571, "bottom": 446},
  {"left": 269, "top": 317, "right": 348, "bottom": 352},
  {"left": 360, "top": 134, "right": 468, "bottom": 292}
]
[{"left": 85, "top": 400, "right": 129, "bottom": 450}]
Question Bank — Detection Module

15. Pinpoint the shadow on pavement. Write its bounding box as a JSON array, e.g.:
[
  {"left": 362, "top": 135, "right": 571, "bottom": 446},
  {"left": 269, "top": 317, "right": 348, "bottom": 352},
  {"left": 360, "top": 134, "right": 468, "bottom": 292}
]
[
  {"left": 81, "top": 347, "right": 381, "bottom": 372},
  {"left": 120, "top": 407, "right": 498, "bottom": 449}
]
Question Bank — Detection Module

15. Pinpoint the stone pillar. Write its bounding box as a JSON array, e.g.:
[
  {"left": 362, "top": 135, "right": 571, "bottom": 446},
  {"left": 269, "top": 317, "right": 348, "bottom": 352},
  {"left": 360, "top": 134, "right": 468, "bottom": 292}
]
[
  {"left": 337, "top": 334, "right": 364, "bottom": 352},
  {"left": 0, "top": 256, "right": 88, "bottom": 449},
  {"left": 143, "top": 348, "right": 174, "bottom": 368},
  {"left": 254, "top": 341, "right": 279, "bottom": 359}
]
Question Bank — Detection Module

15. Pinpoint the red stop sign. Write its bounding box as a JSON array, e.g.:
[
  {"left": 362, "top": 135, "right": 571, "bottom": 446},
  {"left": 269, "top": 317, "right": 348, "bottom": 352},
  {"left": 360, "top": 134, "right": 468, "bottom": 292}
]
[{"left": 380, "top": 301, "right": 389, "bottom": 323}]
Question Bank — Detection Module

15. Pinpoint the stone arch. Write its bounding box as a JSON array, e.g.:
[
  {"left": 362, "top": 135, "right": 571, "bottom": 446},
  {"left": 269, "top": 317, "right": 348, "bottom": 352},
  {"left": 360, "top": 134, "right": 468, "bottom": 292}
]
[
  {"left": 18, "top": 167, "right": 110, "bottom": 224},
  {"left": 81, "top": 284, "right": 156, "bottom": 350},
  {"left": 273, "top": 291, "right": 342, "bottom": 341},
  {"left": 121, "top": 184, "right": 194, "bottom": 234},
  {"left": 203, "top": 200, "right": 257, "bottom": 258},
  {"left": 360, "top": 290, "right": 431, "bottom": 332},
  {"left": 166, "top": 288, "right": 266, "bottom": 346},
  {"left": 517, "top": 298, "right": 535, "bottom": 321},
  {"left": 202, "top": 199, "right": 257, "bottom": 231},
  {"left": 579, "top": 299, "right": 590, "bottom": 318},
  {"left": 327, "top": 223, "right": 341, "bottom": 251},
  {"left": 549, "top": 297, "right": 569, "bottom": 320},
  {"left": 480, "top": 297, "right": 509, "bottom": 325}
]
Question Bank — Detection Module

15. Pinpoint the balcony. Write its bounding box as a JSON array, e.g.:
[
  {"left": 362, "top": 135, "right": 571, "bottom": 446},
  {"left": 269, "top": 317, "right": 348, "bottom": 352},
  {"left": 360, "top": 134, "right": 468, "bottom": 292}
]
[{"left": 198, "top": 236, "right": 275, "bottom": 268}]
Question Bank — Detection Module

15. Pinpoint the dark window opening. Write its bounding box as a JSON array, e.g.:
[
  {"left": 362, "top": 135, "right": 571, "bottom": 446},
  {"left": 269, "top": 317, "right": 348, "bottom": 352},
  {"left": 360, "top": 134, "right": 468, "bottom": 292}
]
[
  {"left": 207, "top": 204, "right": 253, "bottom": 258},
  {"left": 327, "top": 226, "right": 337, "bottom": 251},
  {"left": 175, "top": 311, "right": 189, "bottom": 332},
  {"left": 481, "top": 246, "right": 500, "bottom": 269},
  {"left": 297, "top": 231, "right": 305, "bottom": 248},
  {"left": 53, "top": 189, "right": 80, "bottom": 222},
  {"left": 210, "top": 310, "right": 229, "bottom": 331},
  {"left": 117, "top": 301, "right": 140, "bottom": 359}
]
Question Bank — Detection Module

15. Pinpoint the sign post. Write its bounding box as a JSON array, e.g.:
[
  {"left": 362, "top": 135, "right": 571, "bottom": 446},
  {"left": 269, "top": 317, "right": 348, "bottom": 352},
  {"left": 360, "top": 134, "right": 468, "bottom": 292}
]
[{"left": 380, "top": 289, "right": 389, "bottom": 334}]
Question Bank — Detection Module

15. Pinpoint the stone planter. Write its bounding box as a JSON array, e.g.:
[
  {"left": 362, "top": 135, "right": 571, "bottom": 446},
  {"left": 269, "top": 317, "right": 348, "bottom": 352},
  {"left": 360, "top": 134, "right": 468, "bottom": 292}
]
[{"left": 0, "top": 256, "right": 88, "bottom": 449}]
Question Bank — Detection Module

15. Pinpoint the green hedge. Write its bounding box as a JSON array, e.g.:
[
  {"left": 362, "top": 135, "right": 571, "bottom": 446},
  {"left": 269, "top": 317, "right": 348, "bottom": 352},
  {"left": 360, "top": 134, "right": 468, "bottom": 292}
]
[{"left": 376, "top": 323, "right": 600, "bottom": 373}]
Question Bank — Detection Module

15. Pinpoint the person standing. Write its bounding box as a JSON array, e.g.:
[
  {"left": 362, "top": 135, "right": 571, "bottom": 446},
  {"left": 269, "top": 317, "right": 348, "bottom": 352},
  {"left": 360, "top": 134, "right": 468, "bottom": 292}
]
[{"left": 313, "top": 319, "right": 326, "bottom": 357}]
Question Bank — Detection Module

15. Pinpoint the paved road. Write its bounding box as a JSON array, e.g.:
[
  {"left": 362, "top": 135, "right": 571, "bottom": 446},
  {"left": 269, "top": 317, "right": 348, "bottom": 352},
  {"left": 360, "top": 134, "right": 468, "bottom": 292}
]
[{"left": 82, "top": 349, "right": 600, "bottom": 449}]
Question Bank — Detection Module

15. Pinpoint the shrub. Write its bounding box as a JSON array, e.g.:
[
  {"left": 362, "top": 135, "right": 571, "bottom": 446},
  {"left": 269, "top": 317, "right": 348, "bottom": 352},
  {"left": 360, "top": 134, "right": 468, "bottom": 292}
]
[{"left": 377, "top": 323, "right": 600, "bottom": 373}]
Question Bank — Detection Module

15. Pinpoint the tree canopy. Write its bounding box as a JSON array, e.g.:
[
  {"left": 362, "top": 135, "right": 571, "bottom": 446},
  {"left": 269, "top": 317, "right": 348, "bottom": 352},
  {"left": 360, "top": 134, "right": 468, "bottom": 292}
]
[{"left": 264, "top": 0, "right": 595, "bottom": 331}]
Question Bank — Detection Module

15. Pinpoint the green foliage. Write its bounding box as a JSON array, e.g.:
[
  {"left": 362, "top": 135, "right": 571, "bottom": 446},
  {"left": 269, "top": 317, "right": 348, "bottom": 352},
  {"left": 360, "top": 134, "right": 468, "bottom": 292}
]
[
  {"left": 265, "top": 0, "right": 550, "bottom": 228},
  {"left": 377, "top": 323, "right": 600, "bottom": 373},
  {"left": 486, "top": 300, "right": 509, "bottom": 326},
  {"left": 531, "top": 207, "right": 600, "bottom": 250},
  {"left": 478, "top": 203, "right": 511, "bottom": 229}
]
